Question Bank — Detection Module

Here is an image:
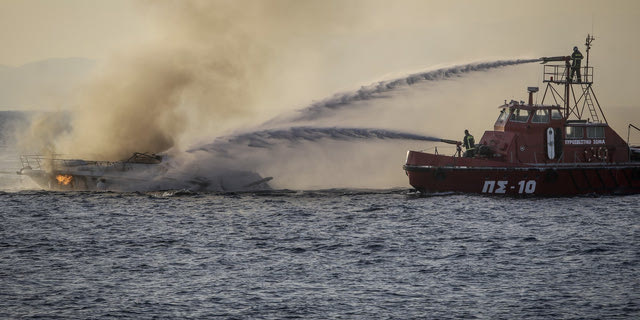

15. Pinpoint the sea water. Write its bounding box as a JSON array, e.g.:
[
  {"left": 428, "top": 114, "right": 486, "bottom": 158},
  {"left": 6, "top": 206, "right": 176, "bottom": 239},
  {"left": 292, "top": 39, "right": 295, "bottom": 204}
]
[{"left": 1, "top": 190, "right": 638, "bottom": 319}]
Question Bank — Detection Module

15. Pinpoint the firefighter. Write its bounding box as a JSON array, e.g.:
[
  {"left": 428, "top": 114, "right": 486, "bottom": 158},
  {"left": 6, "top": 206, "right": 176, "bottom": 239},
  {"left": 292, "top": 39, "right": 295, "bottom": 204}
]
[
  {"left": 463, "top": 129, "right": 475, "bottom": 150},
  {"left": 570, "top": 46, "right": 583, "bottom": 82}
]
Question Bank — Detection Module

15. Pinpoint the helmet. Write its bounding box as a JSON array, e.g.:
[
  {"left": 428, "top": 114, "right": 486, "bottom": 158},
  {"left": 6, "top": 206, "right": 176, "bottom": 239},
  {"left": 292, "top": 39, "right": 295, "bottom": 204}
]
[{"left": 573, "top": 46, "right": 578, "bottom": 51}]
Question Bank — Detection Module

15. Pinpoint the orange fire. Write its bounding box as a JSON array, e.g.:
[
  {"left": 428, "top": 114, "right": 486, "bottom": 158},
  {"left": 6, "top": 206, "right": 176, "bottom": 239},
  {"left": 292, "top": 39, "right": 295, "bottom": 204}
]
[{"left": 56, "top": 174, "right": 73, "bottom": 185}]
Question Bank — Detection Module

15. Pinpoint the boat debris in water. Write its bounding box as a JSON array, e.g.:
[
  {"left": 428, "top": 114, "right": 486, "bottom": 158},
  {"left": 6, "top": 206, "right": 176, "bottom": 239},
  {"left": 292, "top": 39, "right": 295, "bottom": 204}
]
[{"left": 404, "top": 35, "right": 640, "bottom": 195}]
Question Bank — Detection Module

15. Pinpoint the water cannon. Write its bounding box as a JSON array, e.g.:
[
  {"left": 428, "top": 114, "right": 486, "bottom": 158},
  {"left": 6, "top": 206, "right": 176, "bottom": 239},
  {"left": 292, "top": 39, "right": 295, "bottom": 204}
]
[
  {"left": 440, "top": 139, "right": 463, "bottom": 157},
  {"left": 540, "top": 56, "right": 570, "bottom": 64},
  {"left": 440, "top": 139, "right": 462, "bottom": 146}
]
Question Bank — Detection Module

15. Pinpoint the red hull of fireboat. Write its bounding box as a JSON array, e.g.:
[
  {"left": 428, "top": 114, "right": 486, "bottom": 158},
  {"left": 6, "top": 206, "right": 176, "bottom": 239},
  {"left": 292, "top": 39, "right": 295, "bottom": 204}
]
[{"left": 404, "top": 157, "right": 640, "bottom": 196}]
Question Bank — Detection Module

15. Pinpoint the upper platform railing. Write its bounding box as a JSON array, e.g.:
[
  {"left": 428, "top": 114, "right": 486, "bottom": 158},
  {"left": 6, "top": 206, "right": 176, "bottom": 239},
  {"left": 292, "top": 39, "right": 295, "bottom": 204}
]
[{"left": 542, "top": 65, "right": 593, "bottom": 84}]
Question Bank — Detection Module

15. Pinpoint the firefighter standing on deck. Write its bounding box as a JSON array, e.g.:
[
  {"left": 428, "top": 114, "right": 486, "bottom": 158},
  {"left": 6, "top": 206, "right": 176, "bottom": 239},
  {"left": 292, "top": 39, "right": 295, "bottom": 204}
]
[
  {"left": 570, "top": 46, "right": 583, "bottom": 82},
  {"left": 463, "top": 129, "right": 475, "bottom": 158},
  {"left": 463, "top": 129, "right": 475, "bottom": 150}
]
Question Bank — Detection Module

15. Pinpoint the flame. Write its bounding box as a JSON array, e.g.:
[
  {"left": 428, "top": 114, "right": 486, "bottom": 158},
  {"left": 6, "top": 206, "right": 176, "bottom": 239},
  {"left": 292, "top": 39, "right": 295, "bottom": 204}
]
[{"left": 56, "top": 174, "right": 73, "bottom": 185}]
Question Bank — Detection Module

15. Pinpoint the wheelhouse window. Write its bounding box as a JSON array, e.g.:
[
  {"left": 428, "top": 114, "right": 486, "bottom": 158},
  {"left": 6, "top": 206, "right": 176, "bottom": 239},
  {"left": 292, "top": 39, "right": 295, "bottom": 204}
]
[
  {"left": 496, "top": 109, "right": 509, "bottom": 124},
  {"left": 551, "top": 109, "right": 563, "bottom": 120},
  {"left": 566, "top": 126, "right": 583, "bottom": 139},
  {"left": 509, "top": 108, "right": 530, "bottom": 123},
  {"left": 587, "top": 126, "right": 605, "bottom": 138},
  {"left": 531, "top": 109, "right": 549, "bottom": 123}
]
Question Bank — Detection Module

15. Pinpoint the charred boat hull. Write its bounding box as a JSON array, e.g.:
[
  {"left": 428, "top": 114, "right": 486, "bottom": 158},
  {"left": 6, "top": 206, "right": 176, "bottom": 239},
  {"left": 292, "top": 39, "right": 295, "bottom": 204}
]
[{"left": 17, "top": 153, "right": 272, "bottom": 192}]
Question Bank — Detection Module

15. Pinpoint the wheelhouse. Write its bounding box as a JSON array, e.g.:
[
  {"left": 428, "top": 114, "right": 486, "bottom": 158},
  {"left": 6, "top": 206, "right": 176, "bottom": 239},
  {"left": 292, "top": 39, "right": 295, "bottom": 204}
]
[
  {"left": 482, "top": 96, "right": 628, "bottom": 164},
  {"left": 494, "top": 102, "right": 564, "bottom": 131}
]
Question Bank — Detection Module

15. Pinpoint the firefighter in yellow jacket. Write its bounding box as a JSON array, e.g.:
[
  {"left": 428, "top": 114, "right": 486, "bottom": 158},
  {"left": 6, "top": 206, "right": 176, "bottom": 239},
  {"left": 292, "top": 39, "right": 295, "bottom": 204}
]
[{"left": 463, "top": 129, "right": 475, "bottom": 150}]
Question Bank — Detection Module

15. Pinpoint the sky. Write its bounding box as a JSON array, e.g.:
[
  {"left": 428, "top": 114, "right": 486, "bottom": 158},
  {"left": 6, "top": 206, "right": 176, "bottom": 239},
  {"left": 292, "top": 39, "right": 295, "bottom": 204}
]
[
  {"left": 0, "top": 0, "right": 145, "bottom": 67},
  {"left": 2, "top": 0, "right": 640, "bottom": 188},
  {"left": 2, "top": 0, "right": 638, "bottom": 110},
  {"left": 2, "top": 1, "right": 638, "bottom": 68}
]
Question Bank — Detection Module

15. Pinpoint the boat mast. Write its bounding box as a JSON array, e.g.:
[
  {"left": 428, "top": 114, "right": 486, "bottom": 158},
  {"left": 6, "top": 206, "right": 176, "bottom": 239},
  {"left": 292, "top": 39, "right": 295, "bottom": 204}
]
[
  {"left": 584, "top": 34, "right": 595, "bottom": 80},
  {"left": 564, "top": 58, "right": 570, "bottom": 117},
  {"left": 540, "top": 34, "right": 606, "bottom": 123}
]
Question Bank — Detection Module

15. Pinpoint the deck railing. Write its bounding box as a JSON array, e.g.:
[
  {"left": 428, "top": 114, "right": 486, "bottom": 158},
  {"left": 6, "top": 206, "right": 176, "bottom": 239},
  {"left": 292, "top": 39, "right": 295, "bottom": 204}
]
[
  {"left": 543, "top": 65, "right": 593, "bottom": 84},
  {"left": 19, "top": 155, "right": 116, "bottom": 171}
]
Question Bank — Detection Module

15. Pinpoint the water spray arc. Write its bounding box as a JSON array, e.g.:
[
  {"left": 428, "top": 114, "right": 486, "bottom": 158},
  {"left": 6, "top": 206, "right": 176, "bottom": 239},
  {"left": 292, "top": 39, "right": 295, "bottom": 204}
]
[
  {"left": 190, "top": 127, "right": 441, "bottom": 155},
  {"left": 182, "top": 58, "right": 543, "bottom": 188},
  {"left": 15, "top": 55, "right": 541, "bottom": 191},
  {"left": 267, "top": 59, "right": 540, "bottom": 125}
]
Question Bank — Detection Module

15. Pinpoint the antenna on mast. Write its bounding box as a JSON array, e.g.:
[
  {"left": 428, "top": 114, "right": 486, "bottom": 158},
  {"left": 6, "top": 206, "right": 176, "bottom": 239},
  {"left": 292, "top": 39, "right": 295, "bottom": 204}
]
[{"left": 585, "top": 34, "right": 595, "bottom": 71}]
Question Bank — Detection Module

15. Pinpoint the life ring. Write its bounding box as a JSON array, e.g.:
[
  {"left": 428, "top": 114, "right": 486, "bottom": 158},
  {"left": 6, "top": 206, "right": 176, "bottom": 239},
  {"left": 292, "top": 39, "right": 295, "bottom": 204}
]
[
  {"left": 584, "top": 147, "right": 596, "bottom": 162},
  {"left": 597, "top": 147, "right": 608, "bottom": 161}
]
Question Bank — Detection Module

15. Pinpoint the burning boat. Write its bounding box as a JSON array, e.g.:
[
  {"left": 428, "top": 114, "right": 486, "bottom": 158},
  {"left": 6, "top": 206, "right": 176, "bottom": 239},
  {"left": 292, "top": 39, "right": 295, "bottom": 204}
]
[
  {"left": 17, "top": 152, "right": 272, "bottom": 192},
  {"left": 404, "top": 35, "right": 640, "bottom": 195}
]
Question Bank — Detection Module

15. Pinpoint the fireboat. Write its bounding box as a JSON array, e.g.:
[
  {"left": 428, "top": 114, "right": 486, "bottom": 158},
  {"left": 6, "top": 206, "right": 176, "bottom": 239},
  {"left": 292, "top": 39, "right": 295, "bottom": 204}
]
[{"left": 403, "top": 35, "right": 640, "bottom": 196}]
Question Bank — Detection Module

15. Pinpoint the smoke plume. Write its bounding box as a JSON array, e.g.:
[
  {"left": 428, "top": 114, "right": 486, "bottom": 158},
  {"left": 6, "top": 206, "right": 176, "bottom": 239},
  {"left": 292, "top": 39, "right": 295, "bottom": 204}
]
[
  {"left": 27, "top": 0, "right": 538, "bottom": 163},
  {"left": 55, "top": 0, "right": 352, "bottom": 160},
  {"left": 14, "top": 0, "right": 544, "bottom": 190}
]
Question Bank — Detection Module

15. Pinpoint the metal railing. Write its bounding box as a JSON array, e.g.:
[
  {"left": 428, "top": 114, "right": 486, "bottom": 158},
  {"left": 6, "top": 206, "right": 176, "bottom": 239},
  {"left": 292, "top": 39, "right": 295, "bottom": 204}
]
[
  {"left": 543, "top": 65, "right": 593, "bottom": 84},
  {"left": 19, "top": 154, "right": 116, "bottom": 171}
]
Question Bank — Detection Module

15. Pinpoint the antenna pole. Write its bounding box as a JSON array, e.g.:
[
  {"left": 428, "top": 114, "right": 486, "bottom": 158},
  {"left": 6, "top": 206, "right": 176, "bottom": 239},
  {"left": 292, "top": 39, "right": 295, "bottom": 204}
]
[
  {"left": 565, "top": 59, "right": 570, "bottom": 117},
  {"left": 584, "top": 34, "right": 595, "bottom": 81}
]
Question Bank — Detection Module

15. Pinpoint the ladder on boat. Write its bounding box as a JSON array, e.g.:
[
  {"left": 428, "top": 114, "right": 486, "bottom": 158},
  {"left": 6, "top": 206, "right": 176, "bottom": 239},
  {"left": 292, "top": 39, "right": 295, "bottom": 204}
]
[{"left": 583, "top": 84, "right": 600, "bottom": 123}]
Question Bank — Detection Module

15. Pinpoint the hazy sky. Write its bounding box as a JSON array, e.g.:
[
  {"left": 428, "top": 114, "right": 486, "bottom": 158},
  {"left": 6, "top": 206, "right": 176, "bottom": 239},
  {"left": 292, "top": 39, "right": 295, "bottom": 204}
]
[
  {"left": 2, "top": 0, "right": 638, "bottom": 66},
  {"left": 3, "top": 0, "right": 638, "bottom": 122},
  {"left": 2, "top": 0, "right": 638, "bottom": 106},
  {"left": 0, "top": 0, "right": 147, "bottom": 66}
]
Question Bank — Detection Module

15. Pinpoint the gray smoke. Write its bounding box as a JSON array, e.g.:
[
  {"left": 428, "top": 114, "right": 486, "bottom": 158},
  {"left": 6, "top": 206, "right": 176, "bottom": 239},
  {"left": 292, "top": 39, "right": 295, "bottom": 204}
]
[{"left": 267, "top": 59, "right": 540, "bottom": 125}]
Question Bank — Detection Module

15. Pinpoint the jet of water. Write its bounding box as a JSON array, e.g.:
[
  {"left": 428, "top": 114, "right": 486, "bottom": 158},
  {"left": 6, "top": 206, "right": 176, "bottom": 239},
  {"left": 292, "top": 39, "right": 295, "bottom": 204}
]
[
  {"left": 267, "top": 59, "right": 540, "bottom": 125},
  {"left": 189, "top": 126, "right": 440, "bottom": 155},
  {"left": 188, "top": 59, "right": 541, "bottom": 156}
]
